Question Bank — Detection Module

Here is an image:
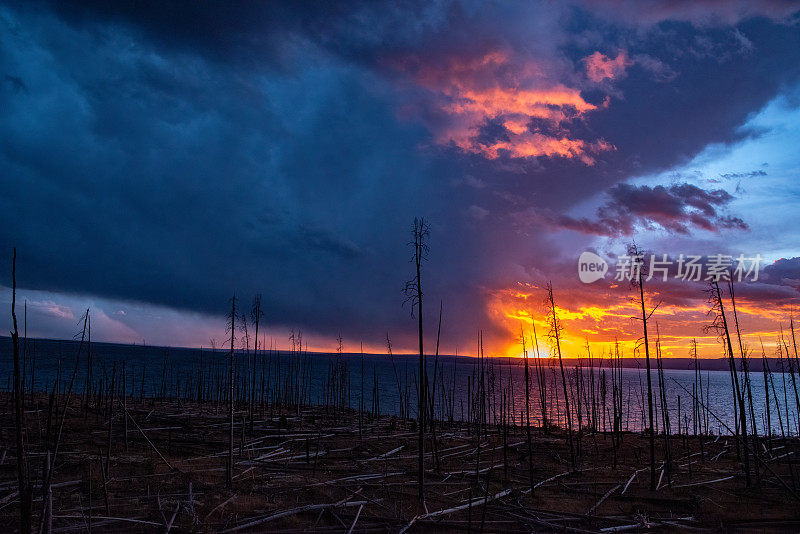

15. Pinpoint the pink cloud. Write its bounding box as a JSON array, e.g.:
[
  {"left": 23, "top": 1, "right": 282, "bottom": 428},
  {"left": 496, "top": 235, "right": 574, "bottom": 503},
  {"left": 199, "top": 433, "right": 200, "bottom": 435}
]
[
  {"left": 392, "top": 50, "right": 614, "bottom": 163},
  {"left": 584, "top": 51, "right": 633, "bottom": 83}
]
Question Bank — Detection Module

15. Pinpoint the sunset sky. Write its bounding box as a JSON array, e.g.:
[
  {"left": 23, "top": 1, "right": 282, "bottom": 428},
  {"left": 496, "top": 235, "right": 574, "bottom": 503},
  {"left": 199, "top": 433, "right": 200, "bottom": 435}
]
[{"left": 1, "top": 1, "right": 799, "bottom": 358}]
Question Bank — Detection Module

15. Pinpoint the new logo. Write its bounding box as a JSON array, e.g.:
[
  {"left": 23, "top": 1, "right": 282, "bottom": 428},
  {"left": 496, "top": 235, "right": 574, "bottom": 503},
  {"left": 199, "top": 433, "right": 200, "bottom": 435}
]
[{"left": 578, "top": 251, "right": 608, "bottom": 283}]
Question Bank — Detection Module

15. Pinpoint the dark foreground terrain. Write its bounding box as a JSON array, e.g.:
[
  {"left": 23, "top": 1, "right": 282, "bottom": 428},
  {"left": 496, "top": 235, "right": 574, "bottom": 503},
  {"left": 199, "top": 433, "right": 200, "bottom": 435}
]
[{"left": 1, "top": 394, "right": 798, "bottom": 533}]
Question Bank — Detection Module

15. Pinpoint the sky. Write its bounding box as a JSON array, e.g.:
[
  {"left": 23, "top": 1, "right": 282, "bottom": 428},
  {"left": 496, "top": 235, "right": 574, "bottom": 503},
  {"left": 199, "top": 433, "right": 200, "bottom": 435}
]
[{"left": 1, "top": 0, "right": 799, "bottom": 359}]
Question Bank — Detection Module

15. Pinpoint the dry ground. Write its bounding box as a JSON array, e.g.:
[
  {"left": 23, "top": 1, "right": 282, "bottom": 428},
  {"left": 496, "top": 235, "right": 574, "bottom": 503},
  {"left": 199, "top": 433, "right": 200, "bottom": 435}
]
[{"left": 1, "top": 395, "right": 799, "bottom": 532}]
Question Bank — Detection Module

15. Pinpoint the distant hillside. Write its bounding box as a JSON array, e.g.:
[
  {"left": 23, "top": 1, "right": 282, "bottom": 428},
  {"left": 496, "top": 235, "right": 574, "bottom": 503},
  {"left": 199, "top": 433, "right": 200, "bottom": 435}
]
[{"left": 0, "top": 336, "right": 794, "bottom": 373}]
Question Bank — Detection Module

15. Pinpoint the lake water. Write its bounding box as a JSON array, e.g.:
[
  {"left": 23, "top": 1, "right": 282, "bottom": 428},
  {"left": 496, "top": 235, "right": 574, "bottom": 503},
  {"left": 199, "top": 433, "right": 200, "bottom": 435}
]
[{"left": 2, "top": 337, "right": 797, "bottom": 437}]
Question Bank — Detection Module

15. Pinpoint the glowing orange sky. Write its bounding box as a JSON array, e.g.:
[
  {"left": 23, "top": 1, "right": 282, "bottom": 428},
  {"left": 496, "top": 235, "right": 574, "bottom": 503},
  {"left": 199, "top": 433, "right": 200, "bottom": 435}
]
[
  {"left": 487, "top": 281, "right": 798, "bottom": 360},
  {"left": 286, "top": 278, "right": 797, "bottom": 361}
]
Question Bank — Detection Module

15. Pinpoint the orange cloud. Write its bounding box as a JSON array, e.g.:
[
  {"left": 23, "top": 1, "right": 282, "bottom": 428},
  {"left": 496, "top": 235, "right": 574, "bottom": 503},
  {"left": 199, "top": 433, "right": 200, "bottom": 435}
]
[
  {"left": 480, "top": 134, "right": 612, "bottom": 164},
  {"left": 584, "top": 51, "right": 633, "bottom": 82},
  {"left": 439, "top": 83, "right": 612, "bottom": 161},
  {"left": 486, "top": 281, "right": 796, "bottom": 360},
  {"left": 448, "top": 85, "right": 597, "bottom": 118},
  {"left": 395, "top": 50, "right": 614, "bottom": 163}
]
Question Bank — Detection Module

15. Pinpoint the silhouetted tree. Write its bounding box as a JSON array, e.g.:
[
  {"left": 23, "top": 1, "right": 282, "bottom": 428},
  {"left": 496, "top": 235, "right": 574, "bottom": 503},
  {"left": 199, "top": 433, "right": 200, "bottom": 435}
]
[
  {"left": 10, "top": 248, "right": 32, "bottom": 532},
  {"left": 707, "top": 280, "right": 751, "bottom": 486},
  {"left": 521, "top": 328, "right": 535, "bottom": 494},
  {"left": 227, "top": 295, "right": 236, "bottom": 488},
  {"left": 250, "top": 294, "right": 263, "bottom": 427},
  {"left": 545, "top": 281, "right": 575, "bottom": 469},
  {"left": 404, "top": 217, "right": 429, "bottom": 508},
  {"left": 628, "top": 243, "right": 658, "bottom": 490}
]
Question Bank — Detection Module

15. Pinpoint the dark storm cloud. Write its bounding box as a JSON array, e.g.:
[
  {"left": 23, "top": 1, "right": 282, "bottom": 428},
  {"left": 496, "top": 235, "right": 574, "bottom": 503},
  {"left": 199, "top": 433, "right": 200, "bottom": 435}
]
[
  {"left": 709, "top": 257, "right": 800, "bottom": 306},
  {"left": 519, "top": 183, "right": 747, "bottom": 236},
  {"left": 0, "top": 2, "right": 478, "bottom": 340},
  {"left": 720, "top": 170, "right": 767, "bottom": 179},
  {"left": 475, "top": 117, "right": 511, "bottom": 147},
  {"left": 1, "top": 0, "right": 799, "bottom": 351},
  {"left": 761, "top": 257, "right": 800, "bottom": 289},
  {"left": 41, "top": 1, "right": 345, "bottom": 68},
  {"left": 21, "top": 1, "right": 800, "bottom": 199}
]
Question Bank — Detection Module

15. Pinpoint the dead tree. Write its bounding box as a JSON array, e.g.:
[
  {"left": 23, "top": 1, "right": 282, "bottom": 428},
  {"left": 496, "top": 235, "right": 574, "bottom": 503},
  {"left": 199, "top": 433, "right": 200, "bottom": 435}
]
[
  {"left": 386, "top": 334, "right": 404, "bottom": 419},
  {"left": 429, "top": 301, "right": 442, "bottom": 429},
  {"left": 39, "top": 310, "right": 88, "bottom": 534},
  {"left": 359, "top": 342, "right": 364, "bottom": 441},
  {"left": 227, "top": 295, "right": 237, "bottom": 489},
  {"left": 628, "top": 244, "right": 658, "bottom": 490},
  {"left": 404, "top": 217, "right": 429, "bottom": 508},
  {"left": 250, "top": 294, "right": 263, "bottom": 428},
  {"left": 428, "top": 301, "right": 443, "bottom": 470},
  {"left": 10, "top": 248, "right": 32, "bottom": 532},
  {"left": 655, "top": 326, "right": 672, "bottom": 488},
  {"left": 531, "top": 320, "right": 548, "bottom": 432},
  {"left": 729, "top": 280, "right": 759, "bottom": 484},
  {"left": 707, "top": 280, "right": 751, "bottom": 486},
  {"left": 545, "top": 282, "right": 575, "bottom": 469},
  {"left": 521, "top": 328, "right": 535, "bottom": 495}
]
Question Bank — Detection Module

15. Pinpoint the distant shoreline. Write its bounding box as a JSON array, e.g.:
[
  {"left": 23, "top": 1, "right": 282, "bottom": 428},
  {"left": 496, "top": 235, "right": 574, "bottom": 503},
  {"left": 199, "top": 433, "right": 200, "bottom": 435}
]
[{"left": 0, "top": 335, "right": 792, "bottom": 372}]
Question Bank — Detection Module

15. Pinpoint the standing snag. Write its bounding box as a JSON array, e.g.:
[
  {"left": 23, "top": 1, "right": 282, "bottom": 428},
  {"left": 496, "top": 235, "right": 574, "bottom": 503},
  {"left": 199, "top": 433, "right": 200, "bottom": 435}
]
[
  {"left": 706, "top": 279, "right": 751, "bottom": 486},
  {"left": 628, "top": 243, "right": 658, "bottom": 490},
  {"left": 10, "top": 248, "right": 32, "bottom": 533},
  {"left": 403, "top": 217, "right": 430, "bottom": 508},
  {"left": 227, "top": 294, "right": 236, "bottom": 489},
  {"left": 250, "top": 294, "right": 263, "bottom": 428},
  {"left": 545, "top": 281, "right": 575, "bottom": 469},
  {"left": 521, "top": 328, "right": 535, "bottom": 495}
]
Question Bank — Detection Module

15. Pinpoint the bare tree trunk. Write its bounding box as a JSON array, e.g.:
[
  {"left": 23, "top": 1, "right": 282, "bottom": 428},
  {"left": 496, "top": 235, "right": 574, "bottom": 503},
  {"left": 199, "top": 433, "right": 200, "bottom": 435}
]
[
  {"left": 10, "top": 248, "right": 32, "bottom": 533},
  {"left": 40, "top": 310, "right": 87, "bottom": 534},
  {"left": 713, "top": 281, "right": 750, "bottom": 486},
  {"left": 546, "top": 282, "right": 575, "bottom": 469},
  {"left": 729, "top": 280, "right": 759, "bottom": 482},
  {"left": 639, "top": 269, "right": 656, "bottom": 490},
  {"left": 123, "top": 360, "right": 128, "bottom": 451},
  {"left": 522, "top": 329, "right": 535, "bottom": 495},
  {"left": 628, "top": 246, "right": 656, "bottom": 490},
  {"left": 415, "top": 222, "right": 426, "bottom": 508},
  {"left": 532, "top": 322, "right": 547, "bottom": 432},
  {"left": 227, "top": 295, "right": 236, "bottom": 489},
  {"left": 404, "top": 217, "right": 429, "bottom": 509},
  {"left": 250, "top": 294, "right": 262, "bottom": 430},
  {"left": 429, "top": 301, "right": 442, "bottom": 429},
  {"left": 386, "top": 335, "right": 404, "bottom": 419},
  {"left": 428, "top": 301, "right": 443, "bottom": 470}
]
